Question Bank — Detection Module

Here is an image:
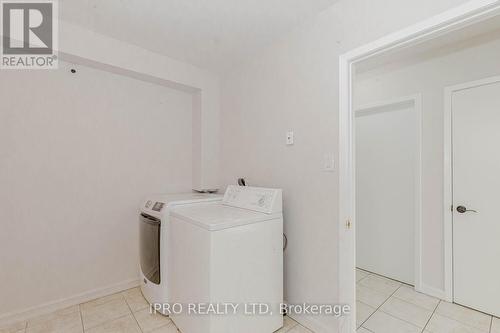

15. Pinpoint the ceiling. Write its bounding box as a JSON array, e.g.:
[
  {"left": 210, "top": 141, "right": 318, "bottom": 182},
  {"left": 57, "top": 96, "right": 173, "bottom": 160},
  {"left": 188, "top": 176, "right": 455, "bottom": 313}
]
[{"left": 60, "top": 0, "right": 338, "bottom": 73}]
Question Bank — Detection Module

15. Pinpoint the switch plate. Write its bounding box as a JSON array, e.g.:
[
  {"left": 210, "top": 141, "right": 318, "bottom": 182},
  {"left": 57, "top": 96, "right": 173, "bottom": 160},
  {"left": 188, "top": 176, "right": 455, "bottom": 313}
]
[
  {"left": 323, "top": 153, "right": 335, "bottom": 172},
  {"left": 286, "top": 131, "right": 294, "bottom": 145}
]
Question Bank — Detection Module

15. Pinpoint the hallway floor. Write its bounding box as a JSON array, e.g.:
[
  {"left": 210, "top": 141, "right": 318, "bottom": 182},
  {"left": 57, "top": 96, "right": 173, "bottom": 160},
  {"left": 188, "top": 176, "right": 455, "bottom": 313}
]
[{"left": 356, "top": 268, "right": 499, "bottom": 333}]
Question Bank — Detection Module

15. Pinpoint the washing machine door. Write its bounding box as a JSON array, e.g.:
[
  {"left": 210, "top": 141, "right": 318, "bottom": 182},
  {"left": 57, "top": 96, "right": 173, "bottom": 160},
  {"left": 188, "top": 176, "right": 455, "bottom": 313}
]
[{"left": 140, "top": 213, "right": 161, "bottom": 284}]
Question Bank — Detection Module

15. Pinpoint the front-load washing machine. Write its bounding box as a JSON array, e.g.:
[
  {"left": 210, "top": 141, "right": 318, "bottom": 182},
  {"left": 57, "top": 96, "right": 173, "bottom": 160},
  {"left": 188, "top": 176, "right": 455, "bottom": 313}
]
[
  {"left": 139, "top": 192, "right": 222, "bottom": 313},
  {"left": 169, "top": 185, "right": 283, "bottom": 333}
]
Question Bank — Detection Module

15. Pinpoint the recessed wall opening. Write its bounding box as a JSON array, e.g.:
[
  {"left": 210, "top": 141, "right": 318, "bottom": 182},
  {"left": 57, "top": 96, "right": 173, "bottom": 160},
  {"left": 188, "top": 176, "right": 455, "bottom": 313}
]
[
  {"left": 354, "top": 96, "right": 421, "bottom": 285},
  {"left": 0, "top": 57, "right": 203, "bottom": 319}
]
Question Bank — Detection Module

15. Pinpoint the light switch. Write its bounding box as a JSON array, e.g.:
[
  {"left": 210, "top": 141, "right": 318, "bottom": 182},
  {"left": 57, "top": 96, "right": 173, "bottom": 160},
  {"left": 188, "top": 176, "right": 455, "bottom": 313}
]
[
  {"left": 324, "top": 153, "right": 335, "bottom": 172},
  {"left": 286, "top": 131, "right": 294, "bottom": 145}
]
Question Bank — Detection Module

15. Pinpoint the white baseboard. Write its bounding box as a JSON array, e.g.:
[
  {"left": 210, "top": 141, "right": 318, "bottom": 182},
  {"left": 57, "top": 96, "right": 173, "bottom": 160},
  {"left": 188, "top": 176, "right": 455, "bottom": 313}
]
[
  {"left": 0, "top": 278, "right": 140, "bottom": 327},
  {"left": 418, "top": 283, "right": 447, "bottom": 301}
]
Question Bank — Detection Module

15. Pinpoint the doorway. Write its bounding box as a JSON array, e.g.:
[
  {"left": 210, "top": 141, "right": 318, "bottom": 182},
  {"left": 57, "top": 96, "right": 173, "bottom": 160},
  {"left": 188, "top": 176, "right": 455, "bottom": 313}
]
[
  {"left": 444, "top": 76, "right": 500, "bottom": 318},
  {"left": 338, "top": 3, "right": 500, "bottom": 332}
]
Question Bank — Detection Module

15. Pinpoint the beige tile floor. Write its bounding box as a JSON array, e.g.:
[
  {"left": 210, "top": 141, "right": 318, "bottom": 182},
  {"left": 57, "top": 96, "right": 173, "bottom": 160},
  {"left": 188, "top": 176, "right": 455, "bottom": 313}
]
[
  {"left": 3, "top": 274, "right": 499, "bottom": 333},
  {"left": 356, "top": 268, "right": 500, "bottom": 333},
  {"left": 0, "top": 288, "right": 312, "bottom": 333}
]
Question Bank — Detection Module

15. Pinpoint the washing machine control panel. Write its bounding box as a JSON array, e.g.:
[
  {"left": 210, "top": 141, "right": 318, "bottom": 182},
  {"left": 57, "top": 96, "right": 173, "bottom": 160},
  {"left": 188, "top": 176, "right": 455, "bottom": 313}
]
[
  {"left": 152, "top": 202, "right": 165, "bottom": 212},
  {"left": 223, "top": 185, "right": 282, "bottom": 214},
  {"left": 143, "top": 200, "right": 165, "bottom": 212}
]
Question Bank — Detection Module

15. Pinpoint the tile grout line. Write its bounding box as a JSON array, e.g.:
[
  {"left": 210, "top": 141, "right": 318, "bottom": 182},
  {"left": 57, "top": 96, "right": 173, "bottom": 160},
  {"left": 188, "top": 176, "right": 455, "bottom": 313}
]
[
  {"left": 420, "top": 299, "right": 440, "bottom": 333},
  {"left": 359, "top": 282, "right": 402, "bottom": 329},
  {"left": 376, "top": 307, "right": 428, "bottom": 331},
  {"left": 437, "top": 313, "right": 491, "bottom": 333},
  {"left": 277, "top": 315, "right": 299, "bottom": 333},
  {"left": 123, "top": 293, "right": 145, "bottom": 333},
  {"left": 374, "top": 296, "right": 437, "bottom": 330},
  {"left": 359, "top": 280, "right": 438, "bottom": 331},
  {"left": 87, "top": 313, "right": 134, "bottom": 332},
  {"left": 423, "top": 300, "right": 493, "bottom": 333},
  {"left": 390, "top": 293, "right": 440, "bottom": 313},
  {"left": 430, "top": 304, "right": 493, "bottom": 332},
  {"left": 81, "top": 292, "right": 131, "bottom": 331},
  {"left": 356, "top": 271, "right": 371, "bottom": 283},
  {"left": 78, "top": 304, "right": 85, "bottom": 333},
  {"left": 359, "top": 273, "right": 495, "bottom": 333},
  {"left": 18, "top": 297, "right": 115, "bottom": 333},
  {"left": 127, "top": 291, "right": 177, "bottom": 332},
  {"left": 82, "top": 292, "right": 136, "bottom": 332},
  {"left": 288, "top": 316, "right": 300, "bottom": 332},
  {"left": 82, "top": 292, "right": 126, "bottom": 310}
]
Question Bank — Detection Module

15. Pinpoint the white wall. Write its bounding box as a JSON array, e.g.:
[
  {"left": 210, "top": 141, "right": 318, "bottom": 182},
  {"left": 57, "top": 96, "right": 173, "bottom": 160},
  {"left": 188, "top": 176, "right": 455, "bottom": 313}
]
[
  {"left": 219, "top": 0, "right": 471, "bottom": 331},
  {"left": 354, "top": 34, "right": 500, "bottom": 293},
  {"left": 59, "top": 20, "right": 221, "bottom": 191},
  {"left": 356, "top": 103, "right": 418, "bottom": 285},
  {"left": 0, "top": 61, "right": 193, "bottom": 317}
]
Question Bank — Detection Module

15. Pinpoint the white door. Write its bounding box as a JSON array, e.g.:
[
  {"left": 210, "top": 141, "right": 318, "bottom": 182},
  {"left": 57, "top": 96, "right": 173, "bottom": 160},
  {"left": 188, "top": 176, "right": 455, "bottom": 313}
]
[
  {"left": 356, "top": 100, "right": 419, "bottom": 285},
  {"left": 452, "top": 79, "right": 500, "bottom": 317}
]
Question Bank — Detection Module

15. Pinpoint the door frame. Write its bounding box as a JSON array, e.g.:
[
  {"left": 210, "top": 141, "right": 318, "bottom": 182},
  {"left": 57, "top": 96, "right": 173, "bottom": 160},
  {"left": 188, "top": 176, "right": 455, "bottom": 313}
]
[
  {"left": 338, "top": 2, "right": 500, "bottom": 332},
  {"left": 443, "top": 75, "right": 500, "bottom": 303},
  {"left": 355, "top": 94, "right": 423, "bottom": 289}
]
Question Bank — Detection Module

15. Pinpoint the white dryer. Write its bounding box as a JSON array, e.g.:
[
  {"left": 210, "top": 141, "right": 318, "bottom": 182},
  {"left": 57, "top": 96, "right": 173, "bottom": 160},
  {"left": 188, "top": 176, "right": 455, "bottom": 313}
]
[
  {"left": 169, "top": 185, "right": 283, "bottom": 333},
  {"left": 139, "top": 192, "right": 222, "bottom": 313}
]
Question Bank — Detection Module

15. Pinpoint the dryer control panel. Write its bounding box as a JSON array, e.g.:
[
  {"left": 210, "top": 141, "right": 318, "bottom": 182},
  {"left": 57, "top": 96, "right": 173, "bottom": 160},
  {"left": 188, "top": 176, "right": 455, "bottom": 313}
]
[{"left": 222, "top": 185, "right": 282, "bottom": 214}]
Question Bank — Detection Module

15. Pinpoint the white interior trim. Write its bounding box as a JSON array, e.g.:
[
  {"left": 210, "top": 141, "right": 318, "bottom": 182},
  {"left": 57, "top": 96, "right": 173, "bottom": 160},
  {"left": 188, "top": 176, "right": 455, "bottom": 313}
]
[
  {"left": 419, "top": 283, "right": 449, "bottom": 301},
  {"left": 0, "top": 279, "right": 140, "bottom": 327},
  {"left": 338, "top": 2, "right": 500, "bottom": 332},
  {"left": 355, "top": 94, "right": 423, "bottom": 292},
  {"left": 443, "top": 74, "right": 500, "bottom": 303}
]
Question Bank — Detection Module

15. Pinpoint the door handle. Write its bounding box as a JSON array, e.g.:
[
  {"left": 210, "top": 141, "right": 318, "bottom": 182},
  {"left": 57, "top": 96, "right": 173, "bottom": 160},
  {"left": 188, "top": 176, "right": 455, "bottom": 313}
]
[{"left": 456, "top": 205, "right": 478, "bottom": 213}]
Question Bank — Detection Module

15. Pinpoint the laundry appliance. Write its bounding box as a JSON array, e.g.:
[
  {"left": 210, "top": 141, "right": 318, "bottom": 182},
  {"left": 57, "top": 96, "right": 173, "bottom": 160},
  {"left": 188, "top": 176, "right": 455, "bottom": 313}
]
[
  {"left": 139, "top": 192, "right": 222, "bottom": 313},
  {"left": 168, "top": 185, "right": 283, "bottom": 333}
]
